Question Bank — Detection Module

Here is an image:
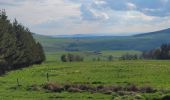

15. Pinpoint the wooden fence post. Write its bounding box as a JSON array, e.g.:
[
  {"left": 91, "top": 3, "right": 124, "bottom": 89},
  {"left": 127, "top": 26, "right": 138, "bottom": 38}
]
[
  {"left": 17, "top": 78, "right": 20, "bottom": 86},
  {"left": 47, "top": 73, "right": 49, "bottom": 82}
]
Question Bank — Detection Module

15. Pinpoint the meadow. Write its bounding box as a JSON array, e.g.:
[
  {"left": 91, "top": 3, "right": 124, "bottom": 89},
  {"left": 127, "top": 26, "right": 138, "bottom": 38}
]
[
  {"left": 0, "top": 51, "right": 170, "bottom": 100},
  {"left": 46, "top": 50, "right": 141, "bottom": 61}
]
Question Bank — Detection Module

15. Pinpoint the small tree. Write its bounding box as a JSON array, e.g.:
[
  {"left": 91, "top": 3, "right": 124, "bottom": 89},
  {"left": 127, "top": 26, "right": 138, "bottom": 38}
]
[
  {"left": 97, "top": 57, "right": 101, "bottom": 61},
  {"left": 92, "top": 58, "right": 96, "bottom": 61},
  {"left": 60, "top": 54, "right": 84, "bottom": 62},
  {"left": 67, "top": 54, "right": 74, "bottom": 62},
  {"left": 61, "top": 54, "right": 67, "bottom": 62},
  {"left": 108, "top": 55, "right": 113, "bottom": 61},
  {"left": 121, "top": 53, "right": 139, "bottom": 60}
]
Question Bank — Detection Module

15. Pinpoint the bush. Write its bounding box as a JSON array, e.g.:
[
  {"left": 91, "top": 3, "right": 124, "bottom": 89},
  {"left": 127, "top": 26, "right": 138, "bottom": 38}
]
[
  {"left": 61, "top": 54, "right": 83, "bottom": 62},
  {"left": 42, "top": 83, "right": 157, "bottom": 95},
  {"left": 27, "top": 84, "right": 41, "bottom": 91},
  {"left": 161, "top": 95, "right": 170, "bottom": 100},
  {"left": 139, "top": 86, "right": 156, "bottom": 93},
  {"left": 67, "top": 87, "right": 82, "bottom": 92},
  {"left": 43, "top": 83, "right": 63, "bottom": 92},
  {"left": 120, "top": 53, "right": 141, "bottom": 60},
  {"left": 107, "top": 55, "right": 113, "bottom": 61}
]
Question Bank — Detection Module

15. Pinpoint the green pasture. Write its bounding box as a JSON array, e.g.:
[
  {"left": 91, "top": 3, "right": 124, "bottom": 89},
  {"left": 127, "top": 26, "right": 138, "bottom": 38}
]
[
  {"left": 46, "top": 50, "right": 141, "bottom": 61},
  {"left": 0, "top": 51, "right": 169, "bottom": 99}
]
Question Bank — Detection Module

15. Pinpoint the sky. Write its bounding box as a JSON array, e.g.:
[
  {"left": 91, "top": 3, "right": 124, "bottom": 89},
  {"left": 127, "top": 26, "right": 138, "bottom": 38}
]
[{"left": 0, "top": 0, "right": 170, "bottom": 35}]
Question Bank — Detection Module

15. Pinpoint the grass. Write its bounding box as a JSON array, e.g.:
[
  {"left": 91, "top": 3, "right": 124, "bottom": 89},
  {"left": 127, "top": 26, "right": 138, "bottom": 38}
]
[
  {"left": 46, "top": 50, "right": 141, "bottom": 61},
  {"left": 0, "top": 51, "right": 170, "bottom": 99}
]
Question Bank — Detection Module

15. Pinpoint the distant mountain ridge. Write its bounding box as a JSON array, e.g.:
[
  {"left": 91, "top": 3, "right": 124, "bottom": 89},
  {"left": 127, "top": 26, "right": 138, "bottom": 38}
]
[
  {"left": 33, "top": 28, "right": 170, "bottom": 52},
  {"left": 134, "top": 28, "right": 170, "bottom": 37},
  {"left": 50, "top": 33, "right": 129, "bottom": 38},
  {"left": 53, "top": 34, "right": 105, "bottom": 38}
]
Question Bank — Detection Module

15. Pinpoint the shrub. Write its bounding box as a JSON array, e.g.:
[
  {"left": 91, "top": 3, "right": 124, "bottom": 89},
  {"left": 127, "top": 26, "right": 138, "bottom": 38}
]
[
  {"left": 67, "top": 87, "right": 82, "bottom": 92},
  {"left": 139, "top": 86, "right": 156, "bottom": 93},
  {"left": 27, "top": 84, "right": 41, "bottom": 91},
  {"left": 125, "top": 84, "right": 139, "bottom": 92},
  {"left": 107, "top": 55, "right": 113, "bottom": 61},
  {"left": 43, "top": 83, "right": 63, "bottom": 92},
  {"left": 161, "top": 95, "right": 170, "bottom": 100},
  {"left": 120, "top": 53, "right": 140, "bottom": 60},
  {"left": 61, "top": 54, "right": 83, "bottom": 62},
  {"left": 42, "top": 83, "right": 157, "bottom": 95}
]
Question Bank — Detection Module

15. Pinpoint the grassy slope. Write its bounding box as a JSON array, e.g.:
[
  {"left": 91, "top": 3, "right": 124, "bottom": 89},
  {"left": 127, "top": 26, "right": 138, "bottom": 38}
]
[
  {"left": 33, "top": 28, "right": 170, "bottom": 52},
  {"left": 0, "top": 51, "right": 170, "bottom": 99}
]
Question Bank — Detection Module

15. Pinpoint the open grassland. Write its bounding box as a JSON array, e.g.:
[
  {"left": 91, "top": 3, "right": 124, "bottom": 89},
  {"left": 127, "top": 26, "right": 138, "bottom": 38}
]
[
  {"left": 0, "top": 51, "right": 170, "bottom": 99},
  {"left": 46, "top": 50, "right": 141, "bottom": 61}
]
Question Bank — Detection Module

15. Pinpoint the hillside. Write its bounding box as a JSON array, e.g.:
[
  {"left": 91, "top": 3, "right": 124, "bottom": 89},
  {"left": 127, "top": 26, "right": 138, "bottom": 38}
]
[
  {"left": 134, "top": 28, "right": 170, "bottom": 37},
  {"left": 33, "top": 28, "right": 170, "bottom": 52}
]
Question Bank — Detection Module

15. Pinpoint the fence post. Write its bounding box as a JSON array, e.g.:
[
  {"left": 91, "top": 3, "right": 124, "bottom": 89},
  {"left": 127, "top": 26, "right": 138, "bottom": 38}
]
[
  {"left": 47, "top": 73, "right": 49, "bottom": 82},
  {"left": 17, "top": 78, "right": 20, "bottom": 86}
]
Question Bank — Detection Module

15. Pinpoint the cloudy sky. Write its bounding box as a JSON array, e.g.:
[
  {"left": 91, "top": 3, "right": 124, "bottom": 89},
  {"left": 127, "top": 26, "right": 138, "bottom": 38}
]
[{"left": 1, "top": 0, "right": 170, "bottom": 35}]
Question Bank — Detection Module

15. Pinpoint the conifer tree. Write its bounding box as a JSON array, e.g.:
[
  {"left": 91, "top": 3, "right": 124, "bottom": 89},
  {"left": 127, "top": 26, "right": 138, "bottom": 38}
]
[{"left": 0, "top": 10, "right": 45, "bottom": 73}]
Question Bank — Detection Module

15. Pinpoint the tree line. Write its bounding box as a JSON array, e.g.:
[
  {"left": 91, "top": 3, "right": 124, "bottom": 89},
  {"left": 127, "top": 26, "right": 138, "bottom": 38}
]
[
  {"left": 60, "top": 43, "right": 170, "bottom": 62},
  {"left": 0, "top": 10, "right": 45, "bottom": 74},
  {"left": 142, "top": 44, "right": 170, "bottom": 59},
  {"left": 120, "top": 44, "right": 170, "bottom": 60}
]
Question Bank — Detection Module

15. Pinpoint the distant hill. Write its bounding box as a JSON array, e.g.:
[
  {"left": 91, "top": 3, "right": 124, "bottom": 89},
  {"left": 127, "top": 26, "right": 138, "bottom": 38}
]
[
  {"left": 52, "top": 34, "right": 110, "bottom": 38},
  {"left": 134, "top": 28, "right": 170, "bottom": 37},
  {"left": 33, "top": 28, "right": 170, "bottom": 52}
]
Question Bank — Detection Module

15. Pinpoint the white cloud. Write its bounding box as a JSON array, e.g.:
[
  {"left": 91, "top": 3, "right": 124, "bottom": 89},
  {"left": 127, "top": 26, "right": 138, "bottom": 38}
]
[
  {"left": 94, "top": 0, "right": 106, "bottom": 5},
  {"left": 89, "top": 9, "right": 109, "bottom": 20},
  {"left": 126, "top": 2, "right": 136, "bottom": 10},
  {"left": 125, "top": 11, "right": 156, "bottom": 21},
  {"left": 5, "top": 0, "right": 80, "bottom": 24},
  {"left": 1, "top": 0, "right": 170, "bottom": 35}
]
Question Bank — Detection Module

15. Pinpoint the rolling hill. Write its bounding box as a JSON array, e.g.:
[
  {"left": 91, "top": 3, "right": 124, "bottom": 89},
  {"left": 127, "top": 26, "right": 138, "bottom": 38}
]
[{"left": 33, "top": 28, "right": 170, "bottom": 52}]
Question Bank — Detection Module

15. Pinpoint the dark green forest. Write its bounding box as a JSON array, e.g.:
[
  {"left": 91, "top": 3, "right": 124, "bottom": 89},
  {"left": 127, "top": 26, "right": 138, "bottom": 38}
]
[{"left": 0, "top": 10, "right": 45, "bottom": 74}]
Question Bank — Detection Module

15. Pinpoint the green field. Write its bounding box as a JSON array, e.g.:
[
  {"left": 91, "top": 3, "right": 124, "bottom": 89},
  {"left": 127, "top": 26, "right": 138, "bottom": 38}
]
[
  {"left": 0, "top": 51, "right": 170, "bottom": 100},
  {"left": 46, "top": 50, "right": 141, "bottom": 61}
]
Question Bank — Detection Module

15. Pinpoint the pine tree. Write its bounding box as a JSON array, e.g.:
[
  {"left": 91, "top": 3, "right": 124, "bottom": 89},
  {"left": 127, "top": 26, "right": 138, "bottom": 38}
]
[{"left": 0, "top": 10, "right": 45, "bottom": 73}]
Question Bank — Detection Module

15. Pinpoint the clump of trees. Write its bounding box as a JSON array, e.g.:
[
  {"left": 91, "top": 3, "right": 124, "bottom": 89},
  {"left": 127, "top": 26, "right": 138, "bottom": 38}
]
[
  {"left": 120, "top": 44, "right": 170, "bottom": 60},
  {"left": 0, "top": 10, "right": 45, "bottom": 74},
  {"left": 142, "top": 44, "right": 170, "bottom": 59},
  {"left": 61, "top": 54, "right": 83, "bottom": 62},
  {"left": 120, "top": 53, "right": 141, "bottom": 60}
]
